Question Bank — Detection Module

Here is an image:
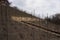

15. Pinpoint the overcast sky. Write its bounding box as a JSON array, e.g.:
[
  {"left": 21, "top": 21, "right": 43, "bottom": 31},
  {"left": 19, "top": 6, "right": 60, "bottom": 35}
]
[{"left": 8, "top": 0, "right": 60, "bottom": 18}]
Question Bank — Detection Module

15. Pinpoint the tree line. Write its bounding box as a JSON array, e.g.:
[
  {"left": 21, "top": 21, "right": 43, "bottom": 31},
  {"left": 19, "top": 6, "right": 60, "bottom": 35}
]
[{"left": 45, "top": 13, "right": 60, "bottom": 25}]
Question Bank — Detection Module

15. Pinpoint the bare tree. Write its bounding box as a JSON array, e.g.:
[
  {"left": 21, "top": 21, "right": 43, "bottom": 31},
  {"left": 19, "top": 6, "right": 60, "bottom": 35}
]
[{"left": 45, "top": 13, "right": 60, "bottom": 25}]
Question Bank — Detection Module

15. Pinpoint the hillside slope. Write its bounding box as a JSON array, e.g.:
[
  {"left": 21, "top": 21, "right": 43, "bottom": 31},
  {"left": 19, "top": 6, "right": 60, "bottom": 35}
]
[
  {"left": 0, "top": 5, "right": 60, "bottom": 40},
  {"left": 10, "top": 6, "right": 60, "bottom": 33}
]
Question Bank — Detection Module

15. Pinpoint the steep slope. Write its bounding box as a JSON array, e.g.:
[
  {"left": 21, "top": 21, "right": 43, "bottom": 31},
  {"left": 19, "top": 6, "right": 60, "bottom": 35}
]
[
  {"left": 11, "top": 6, "right": 60, "bottom": 34},
  {"left": 0, "top": 5, "right": 60, "bottom": 40}
]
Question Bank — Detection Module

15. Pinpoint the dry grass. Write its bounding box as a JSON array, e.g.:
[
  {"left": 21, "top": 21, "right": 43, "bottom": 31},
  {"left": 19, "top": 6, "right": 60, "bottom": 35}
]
[{"left": 0, "top": 5, "right": 60, "bottom": 40}]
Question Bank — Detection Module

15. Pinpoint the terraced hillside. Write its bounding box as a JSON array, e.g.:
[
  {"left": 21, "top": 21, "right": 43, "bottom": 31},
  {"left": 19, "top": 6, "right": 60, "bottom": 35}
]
[{"left": 0, "top": 5, "right": 60, "bottom": 40}]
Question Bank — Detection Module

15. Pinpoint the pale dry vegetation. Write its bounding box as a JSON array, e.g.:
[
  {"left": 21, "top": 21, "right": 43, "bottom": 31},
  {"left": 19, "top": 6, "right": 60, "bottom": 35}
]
[{"left": 0, "top": 5, "right": 60, "bottom": 40}]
